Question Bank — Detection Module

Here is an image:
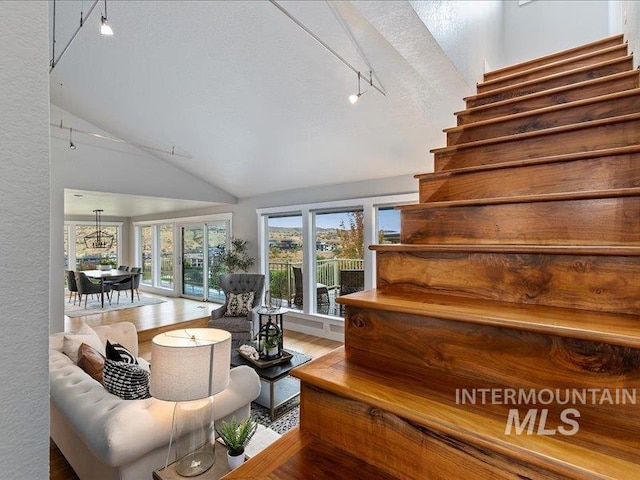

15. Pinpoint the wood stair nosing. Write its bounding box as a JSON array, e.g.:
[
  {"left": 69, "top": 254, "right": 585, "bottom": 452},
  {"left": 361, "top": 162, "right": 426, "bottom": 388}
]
[
  {"left": 455, "top": 70, "right": 640, "bottom": 125},
  {"left": 337, "top": 289, "right": 640, "bottom": 348},
  {"left": 476, "top": 44, "right": 629, "bottom": 94},
  {"left": 444, "top": 88, "right": 640, "bottom": 136},
  {"left": 464, "top": 56, "right": 634, "bottom": 108},
  {"left": 292, "top": 348, "right": 640, "bottom": 480},
  {"left": 369, "top": 243, "right": 640, "bottom": 257},
  {"left": 482, "top": 34, "right": 625, "bottom": 82},
  {"left": 416, "top": 145, "right": 640, "bottom": 179},
  {"left": 399, "top": 186, "right": 640, "bottom": 210},
  {"left": 430, "top": 112, "right": 640, "bottom": 155}
]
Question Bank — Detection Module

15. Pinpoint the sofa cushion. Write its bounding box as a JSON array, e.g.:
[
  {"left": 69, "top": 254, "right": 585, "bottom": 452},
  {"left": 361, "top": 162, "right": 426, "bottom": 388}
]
[
  {"left": 224, "top": 291, "right": 254, "bottom": 317},
  {"left": 63, "top": 323, "right": 105, "bottom": 363},
  {"left": 77, "top": 343, "right": 106, "bottom": 384},
  {"left": 103, "top": 360, "right": 151, "bottom": 400},
  {"left": 106, "top": 340, "right": 138, "bottom": 365}
]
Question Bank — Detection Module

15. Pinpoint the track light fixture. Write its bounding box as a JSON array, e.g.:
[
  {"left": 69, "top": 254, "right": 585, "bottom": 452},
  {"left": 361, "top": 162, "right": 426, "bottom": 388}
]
[
  {"left": 100, "top": 0, "right": 113, "bottom": 36},
  {"left": 69, "top": 128, "right": 76, "bottom": 150},
  {"left": 349, "top": 72, "right": 362, "bottom": 104},
  {"left": 349, "top": 71, "right": 373, "bottom": 105}
]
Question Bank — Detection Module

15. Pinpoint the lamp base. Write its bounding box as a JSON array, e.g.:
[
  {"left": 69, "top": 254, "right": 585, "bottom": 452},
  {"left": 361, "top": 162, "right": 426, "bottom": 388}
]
[{"left": 175, "top": 448, "right": 215, "bottom": 477}]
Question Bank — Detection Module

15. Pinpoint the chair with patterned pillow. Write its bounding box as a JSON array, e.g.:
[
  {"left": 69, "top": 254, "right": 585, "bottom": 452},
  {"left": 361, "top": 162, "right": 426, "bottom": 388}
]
[{"left": 208, "top": 273, "right": 265, "bottom": 344}]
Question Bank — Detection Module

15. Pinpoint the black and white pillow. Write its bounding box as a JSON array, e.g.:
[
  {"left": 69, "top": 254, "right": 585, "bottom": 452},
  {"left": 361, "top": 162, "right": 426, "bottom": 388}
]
[
  {"left": 103, "top": 359, "right": 151, "bottom": 400},
  {"left": 224, "top": 291, "right": 255, "bottom": 317},
  {"left": 106, "top": 340, "right": 138, "bottom": 365}
]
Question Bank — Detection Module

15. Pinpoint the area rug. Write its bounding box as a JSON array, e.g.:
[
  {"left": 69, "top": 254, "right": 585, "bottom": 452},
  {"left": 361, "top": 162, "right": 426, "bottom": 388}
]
[
  {"left": 65, "top": 296, "right": 166, "bottom": 317},
  {"left": 251, "top": 397, "right": 300, "bottom": 435}
]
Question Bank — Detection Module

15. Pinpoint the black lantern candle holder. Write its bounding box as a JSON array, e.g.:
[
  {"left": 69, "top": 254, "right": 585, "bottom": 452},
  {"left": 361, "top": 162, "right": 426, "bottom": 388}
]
[{"left": 257, "top": 314, "right": 283, "bottom": 360}]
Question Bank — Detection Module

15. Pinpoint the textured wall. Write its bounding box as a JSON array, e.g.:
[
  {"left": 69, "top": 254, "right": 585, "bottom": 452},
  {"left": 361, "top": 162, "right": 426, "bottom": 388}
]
[
  {"left": 0, "top": 1, "right": 50, "bottom": 478},
  {"left": 503, "top": 0, "right": 610, "bottom": 65},
  {"left": 609, "top": 1, "right": 640, "bottom": 69},
  {"left": 410, "top": 0, "right": 504, "bottom": 87}
]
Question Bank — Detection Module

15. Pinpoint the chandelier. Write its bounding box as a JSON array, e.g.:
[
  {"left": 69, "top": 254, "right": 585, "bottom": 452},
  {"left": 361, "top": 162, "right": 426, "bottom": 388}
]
[{"left": 84, "top": 209, "right": 114, "bottom": 249}]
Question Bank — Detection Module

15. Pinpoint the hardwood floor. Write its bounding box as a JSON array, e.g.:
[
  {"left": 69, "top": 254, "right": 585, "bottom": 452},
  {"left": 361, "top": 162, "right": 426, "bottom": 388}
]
[{"left": 51, "top": 295, "right": 343, "bottom": 480}]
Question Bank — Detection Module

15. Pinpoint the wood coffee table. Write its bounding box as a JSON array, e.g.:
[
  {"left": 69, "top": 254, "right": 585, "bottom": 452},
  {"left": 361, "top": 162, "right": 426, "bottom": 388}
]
[{"left": 230, "top": 349, "right": 312, "bottom": 420}]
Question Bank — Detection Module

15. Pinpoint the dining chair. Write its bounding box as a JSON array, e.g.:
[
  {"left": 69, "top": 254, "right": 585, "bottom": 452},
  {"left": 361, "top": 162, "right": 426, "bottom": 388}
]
[
  {"left": 112, "top": 267, "right": 141, "bottom": 303},
  {"left": 75, "top": 271, "right": 112, "bottom": 308},
  {"left": 65, "top": 270, "right": 78, "bottom": 305}
]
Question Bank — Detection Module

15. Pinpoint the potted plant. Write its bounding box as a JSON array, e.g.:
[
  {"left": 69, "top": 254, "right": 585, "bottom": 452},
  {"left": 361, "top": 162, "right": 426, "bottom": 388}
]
[
  {"left": 221, "top": 237, "right": 256, "bottom": 273},
  {"left": 98, "top": 260, "right": 113, "bottom": 271},
  {"left": 263, "top": 326, "right": 282, "bottom": 358},
  {"left": 216, "top": 416, "right": 257, "bottom": 470}
]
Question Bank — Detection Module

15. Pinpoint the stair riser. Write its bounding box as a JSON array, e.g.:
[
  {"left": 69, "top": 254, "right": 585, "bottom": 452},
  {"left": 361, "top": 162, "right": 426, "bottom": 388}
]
[
  {"left": 300, "top": 384, "right": 569, "bottom": 480},
  {"left": 458, "top": 73, "right": 639, "bottom": 126},
  {"left": 477, "top": 47, "right": 628, "bottom": 94},
  {"left": 466, "top": 58, "right": 633, "bottom": 108},
  {"left": 420, "top": 153, "right": 640, "bottom": 203},
  {"left": 376, "top": 250, "right": 640, "bottom": 314},
  {"left": 403, "top": 197, "right": 640, "bottom": 247},
  {"left": 448, "top": 93, "right": 640, "bottom": 145},
  {"left": 435, "top": 116, "right": 640, "bottom": 171},
  {"left": 483, "top": 36, "right": 624, "bottom": 82},
  {"left": 343, "top": 307, "right": 640, "bottom": 462}
]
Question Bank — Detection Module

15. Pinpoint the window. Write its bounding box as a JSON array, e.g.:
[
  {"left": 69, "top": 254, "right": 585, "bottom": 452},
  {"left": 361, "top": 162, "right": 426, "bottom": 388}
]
[
  {"left": 74, "top": 224, "right": 119, "bottom": 269},
  {"left": 140, "top": 225, "right": 153, "bottom": 285},
  {"left": 258, "top": 193, "right": 417, "bottom": 319},
  {"left": 158, "top": 225, "right": 174, "bottom": 289},
  {"left": 267, "top": 214, "right": 303, "bottom": 311}
]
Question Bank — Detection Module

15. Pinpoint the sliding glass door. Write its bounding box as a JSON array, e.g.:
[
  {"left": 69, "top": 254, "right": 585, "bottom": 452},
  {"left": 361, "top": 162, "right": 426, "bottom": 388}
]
[{"left": 181, "top": 221, "right": 229, "bottom": 302}]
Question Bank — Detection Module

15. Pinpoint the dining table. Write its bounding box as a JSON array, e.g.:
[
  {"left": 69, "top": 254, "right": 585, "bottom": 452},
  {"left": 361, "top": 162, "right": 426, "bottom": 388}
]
[{"left": 83, "top": 269, "right": 137, "bottom": 308}]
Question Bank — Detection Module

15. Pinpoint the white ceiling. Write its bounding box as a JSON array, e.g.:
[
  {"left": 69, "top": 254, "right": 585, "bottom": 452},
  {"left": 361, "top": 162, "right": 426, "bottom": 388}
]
[
  {"left": 50, "top": 0, "right": 469, "bottom": 213},
  {"left": 64, "top": 189, "right": 219, "bottom": 217}
]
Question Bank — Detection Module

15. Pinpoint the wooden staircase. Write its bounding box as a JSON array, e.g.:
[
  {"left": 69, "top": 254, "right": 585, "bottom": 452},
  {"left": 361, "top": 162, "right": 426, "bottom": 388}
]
[{"left": 225, "top": 34, "right": 640, "bottom": 479}]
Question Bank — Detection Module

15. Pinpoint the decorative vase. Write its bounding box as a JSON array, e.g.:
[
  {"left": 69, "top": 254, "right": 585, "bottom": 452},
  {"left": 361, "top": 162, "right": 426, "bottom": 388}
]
[
  {"left": 266, "top": 347, "right": 279, "bottom": 357},
  {"left": 98, "top": 264, "right": 111, "bottom": 271},
  {"left": 227, "top": 451, "right": 245, "bottom": 470}
]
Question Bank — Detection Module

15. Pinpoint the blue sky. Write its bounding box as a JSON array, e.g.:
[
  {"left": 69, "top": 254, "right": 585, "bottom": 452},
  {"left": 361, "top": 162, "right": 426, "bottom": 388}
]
[{"left": 268, "top": 208, "right": 400, "bottom": 232}]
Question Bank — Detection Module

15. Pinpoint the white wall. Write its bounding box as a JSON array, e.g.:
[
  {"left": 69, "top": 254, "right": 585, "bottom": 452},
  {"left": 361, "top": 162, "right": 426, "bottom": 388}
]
[
  {"left": 609, "top": 0, "right": 640, "bottom": 69},
  {"left": 49, "top": 107, "right": 236, "bottom": 332},
  {"left": 410, "top": 0, "right": 504, "bottom": 87},
  {"left": 0, "top": 1, "right": 50, "bottom": 478},
  {"left": 503, "top": 0, "right": 610, "bottom": 66}
]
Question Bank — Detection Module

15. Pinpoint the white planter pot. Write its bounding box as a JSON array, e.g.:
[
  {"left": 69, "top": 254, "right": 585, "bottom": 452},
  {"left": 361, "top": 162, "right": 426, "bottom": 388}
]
[
  {"left": 227, "top": 451, "right": 245, "bottom": 470},
  {"left": 266, "top": 347, "right": 279, "bottom": 357}
]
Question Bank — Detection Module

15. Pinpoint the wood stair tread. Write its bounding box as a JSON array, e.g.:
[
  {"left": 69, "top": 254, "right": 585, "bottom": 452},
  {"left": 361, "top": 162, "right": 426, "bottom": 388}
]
[
  {"left": 336, "top": 289, "right": 640, "bottom": 348},
  {"left": 477, "top": 44, "right": 629, "bottom": 92},
  {"left": 482, "top": 34, "right": 624, "bottom": 81},
  {"left": 399, "top": 186, "right": 640, "bottom": 209},
  {"left": 463, "top": 56, "right": 633, "bottom": 104},
  {"left": 222, "top": 428, "right": 401, "bottom": 480},
  {"left": 370, "top": 243, "right": 640, "bottom": 256},
  {"left": 416, "top": 145, "right": 640, "bottom": 179},
  {"left": 444, "top": 88, "right": 640, "bottom": 134},
  {"left": 292, "top": 348, "right": 640, "bottom": 480},
  {"left": 431, "top": 112, "right": 640, "bottom": 154},
  {"left": 455, "top": 70, "right": 640, "bottom": 117}
]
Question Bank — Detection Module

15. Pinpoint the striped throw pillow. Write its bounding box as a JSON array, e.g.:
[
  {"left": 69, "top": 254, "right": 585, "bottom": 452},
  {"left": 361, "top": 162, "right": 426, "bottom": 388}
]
[{"left": 103, "top": 359, "right": 151, "bottom": 400}]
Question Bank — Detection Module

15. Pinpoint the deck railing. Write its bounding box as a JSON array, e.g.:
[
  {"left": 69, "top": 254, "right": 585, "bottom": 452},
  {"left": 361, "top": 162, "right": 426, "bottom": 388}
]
[{"left": 268, "top": 258, "right": 364, "bottom": 305}]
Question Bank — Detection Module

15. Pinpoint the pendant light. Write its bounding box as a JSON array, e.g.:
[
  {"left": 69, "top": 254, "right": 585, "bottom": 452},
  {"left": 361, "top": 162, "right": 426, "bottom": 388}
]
[
  {"left": 100, "top": 0, "right": 113, "bottom": 36},
  {"left": 69, "top": 128, "right": 76, "bottom": 150},
  {"left": 84, "top": 209, "right": 115, "bottom": 249}
]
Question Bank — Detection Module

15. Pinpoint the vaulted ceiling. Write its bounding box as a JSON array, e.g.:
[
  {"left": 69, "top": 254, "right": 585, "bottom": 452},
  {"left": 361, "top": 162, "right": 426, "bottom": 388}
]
[{"left": 49, "top": 1, "right": 470, "bottom": 203}]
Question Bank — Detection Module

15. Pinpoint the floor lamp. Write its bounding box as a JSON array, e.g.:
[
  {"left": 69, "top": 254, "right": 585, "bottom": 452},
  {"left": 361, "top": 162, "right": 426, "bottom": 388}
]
[{"left": 150, "top": 328, "right": 231, "bottom": 477}]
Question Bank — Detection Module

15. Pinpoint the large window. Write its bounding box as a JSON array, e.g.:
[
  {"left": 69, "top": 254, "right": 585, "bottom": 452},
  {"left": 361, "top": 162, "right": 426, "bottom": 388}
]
[
  {"left": 64, "top": 221, "right": 122, "bottom": 271},
  {"left": 135, "top": 223, "right": 175, "bottom": 292},
  {"left": 267, "top": 214, "right": 303, "bottom": 311},
  {"left": 259, "top": 194, "right": 416, "bottom": 319},
  {"left": 140, "top": 225, "right": 153, "bottom": 285},
  {"left": 158, "top": 224, "right": 174, "bottom": 289}
]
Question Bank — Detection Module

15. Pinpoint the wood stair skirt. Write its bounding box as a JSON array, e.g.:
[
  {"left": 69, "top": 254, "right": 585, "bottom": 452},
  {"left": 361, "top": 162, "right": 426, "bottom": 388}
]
[{"left": 224, "top": 35, "right": 640, "bottom": 479}]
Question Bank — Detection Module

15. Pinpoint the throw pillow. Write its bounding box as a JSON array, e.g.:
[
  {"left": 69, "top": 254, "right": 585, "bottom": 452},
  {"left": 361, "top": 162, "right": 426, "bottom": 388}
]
[
  {"left": 63, "top": 323, "right": 105, "bottom": 363},
  {"left": 77, "top": 343, "right": 106, "bottom": 384},
  {"left": 103, "top": 359, "right": 151, "bottom": 400},
  {"left": 106, "top": 340, "right": 138, "bottom": 365},
  {"left": 224, "top": 291, "right": 255, "bottom": 317}
]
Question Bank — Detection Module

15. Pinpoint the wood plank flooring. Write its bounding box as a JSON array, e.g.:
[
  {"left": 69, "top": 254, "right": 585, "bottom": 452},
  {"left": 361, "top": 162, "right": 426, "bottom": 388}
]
[{"left": 51, "top": 295, "right": 342, "bottom": 480}]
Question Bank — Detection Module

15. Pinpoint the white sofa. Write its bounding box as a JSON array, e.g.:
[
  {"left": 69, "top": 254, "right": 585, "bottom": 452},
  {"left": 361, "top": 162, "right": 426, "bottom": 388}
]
[{"left": 50, "top": 322, "right": 261, "bottom": 480}]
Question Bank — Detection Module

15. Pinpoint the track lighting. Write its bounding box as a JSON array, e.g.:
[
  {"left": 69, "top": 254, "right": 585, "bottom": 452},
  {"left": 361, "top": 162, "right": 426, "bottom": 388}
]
[
  {"left": 100, "top": 0, "right": 113, "bottom": 36},
  {"left": 349, "top": 72, "right": 362, "bottom": 104},
  {"left": 69, "top": 128, "right": 76, "bottom": 150}
]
